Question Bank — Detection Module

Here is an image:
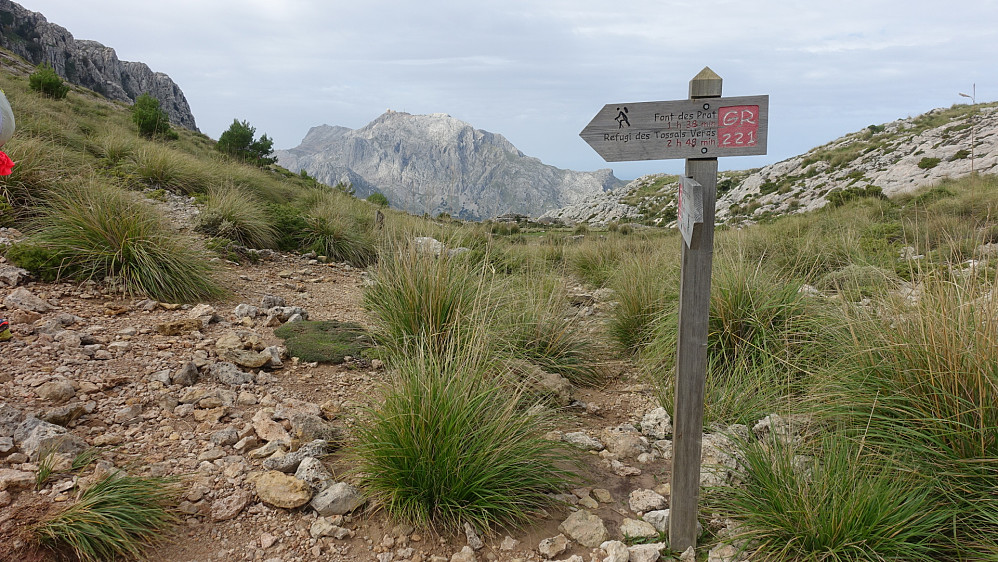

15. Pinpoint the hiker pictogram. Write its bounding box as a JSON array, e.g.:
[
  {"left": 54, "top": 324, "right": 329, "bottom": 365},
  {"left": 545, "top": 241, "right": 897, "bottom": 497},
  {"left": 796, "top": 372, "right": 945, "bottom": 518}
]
[{"left": 615, "top": 106, "right": 629, "bottom": 128}]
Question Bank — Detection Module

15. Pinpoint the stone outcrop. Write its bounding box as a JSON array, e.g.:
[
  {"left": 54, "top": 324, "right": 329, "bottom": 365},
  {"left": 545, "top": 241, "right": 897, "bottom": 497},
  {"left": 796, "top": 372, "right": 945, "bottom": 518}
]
[
  {"left": 0, "top": 0, "right": 197, "bottom": 130},
  {"left": 275, "top": 110, "right": 624, "bottom": 220}
]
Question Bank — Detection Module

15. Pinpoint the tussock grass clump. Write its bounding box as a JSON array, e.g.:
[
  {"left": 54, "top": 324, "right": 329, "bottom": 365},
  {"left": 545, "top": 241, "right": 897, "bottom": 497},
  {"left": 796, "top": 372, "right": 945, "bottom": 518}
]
[
  {"left": 351, "top": 349, "right": 577, "bottom": 532},
  {"left": 17, "top": 182, "right": 220, "bottom": 302},
  {"left": 824, "top": 273, "right": 998, "bottom": 554},
  {"left": 646, "top": 252, "right": 842, "bottom": 424},
  {"left": 129, "top": 146, "right": 208, "bottom": 194},
  {"left": 197, "top": 183, "right": 277, "bottom": 248},
  {"left": 35, "top": 471, "right": 180, "bottom": 562},
  {"left": 608, "top": 251, "right": 680, "bottom": 353},
  {"left": 364, "top": 247, "right": 489, "bottom": 358},
  {"left": 506, "top": 276, "right": 605, "bottom": 387},
  {"left": 714, "top": 434, "right": 943, "bottom": 561}
]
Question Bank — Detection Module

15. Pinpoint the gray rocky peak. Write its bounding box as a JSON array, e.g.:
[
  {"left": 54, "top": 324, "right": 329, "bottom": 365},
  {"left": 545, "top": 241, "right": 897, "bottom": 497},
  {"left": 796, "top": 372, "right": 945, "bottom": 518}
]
[{"left": 275, "top": 110, "right": 623, "bottom": 220}]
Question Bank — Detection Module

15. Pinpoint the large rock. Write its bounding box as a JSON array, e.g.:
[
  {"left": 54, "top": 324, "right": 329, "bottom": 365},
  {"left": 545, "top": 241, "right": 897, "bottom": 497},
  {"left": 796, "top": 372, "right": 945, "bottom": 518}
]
[
  {"left": 619, "top": 518, "right": 658, "bottom": 540},
  {"left": 35, "top": 380, "right": 76, "bottom": 404},
  {"left": 628, "top": 489, "right": 667, "bottom": 513},
  {"left": 211, "top": 489, "right": 252, "bottom": 521},
  {"left": 538, "top": 534, "right": 569, "bottom": 559},
  {"left": 0, "top": 264, "right": 29, "bottom": 287},
  {"left": 209, "top": 362, "right": 255, "bottom": 386},
  {"left": 253, "top": 471, "right": 312, "bottom": 509},
  {"left": 3, "top": 287, "right": 54, "bottom": 313},
  {"left": 639, "top": 408, "right": 672, "bottom": 440},
  {"left": 558, "top": 510, "right": 608, "bottom": 548},
  {"left": 310, "top": 482, "right": 365, "bottom": 516},
  {"left": 252, "top": 409, "right": 292, "bottom": 444},
  {"left": 216, "top": 331, "right": 271, "bottom": 369},
  {"left": 13, "top": 416, "right": 87, "bottom": 461},
  {"left": 602, "top": 425, "right": 649, "bottom": 459}
]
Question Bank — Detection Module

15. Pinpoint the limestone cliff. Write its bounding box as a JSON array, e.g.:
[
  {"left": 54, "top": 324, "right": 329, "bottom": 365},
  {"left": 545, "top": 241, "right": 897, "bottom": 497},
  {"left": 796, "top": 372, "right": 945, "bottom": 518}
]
[
  {"left": 0, "top": 0, "right": 197, "bottom": 130},
  {"left": 276, "top": 111, "right": 624, "bottom": 220}
]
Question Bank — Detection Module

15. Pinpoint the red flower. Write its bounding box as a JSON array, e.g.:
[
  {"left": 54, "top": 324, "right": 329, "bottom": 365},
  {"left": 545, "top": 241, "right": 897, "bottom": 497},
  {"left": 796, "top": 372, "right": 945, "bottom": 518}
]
[{"left": 0, "top": 151, "right": 12, "bottom": 175}]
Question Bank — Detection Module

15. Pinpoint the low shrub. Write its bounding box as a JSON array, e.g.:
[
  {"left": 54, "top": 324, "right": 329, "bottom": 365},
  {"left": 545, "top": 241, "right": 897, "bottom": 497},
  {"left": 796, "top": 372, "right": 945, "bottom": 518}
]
[{"left": 28, "top": 63, "right": 69, "bottom": 99}]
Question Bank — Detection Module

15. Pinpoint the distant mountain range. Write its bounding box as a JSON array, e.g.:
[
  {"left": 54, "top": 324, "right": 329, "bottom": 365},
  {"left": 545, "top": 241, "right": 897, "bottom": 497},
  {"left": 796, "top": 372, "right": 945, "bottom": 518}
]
[
  {"left": 0, "top": 0, "right": 197, "bottom": 130},
  {"left": 275, "top": 110, "right": 624, "bottom": 221}
]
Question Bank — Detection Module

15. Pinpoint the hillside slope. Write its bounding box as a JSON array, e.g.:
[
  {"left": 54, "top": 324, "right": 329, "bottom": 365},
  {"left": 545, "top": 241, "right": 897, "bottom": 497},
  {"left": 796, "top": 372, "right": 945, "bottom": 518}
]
[{"left": 544, "top": 102, "right": 996, "bottom": 226}]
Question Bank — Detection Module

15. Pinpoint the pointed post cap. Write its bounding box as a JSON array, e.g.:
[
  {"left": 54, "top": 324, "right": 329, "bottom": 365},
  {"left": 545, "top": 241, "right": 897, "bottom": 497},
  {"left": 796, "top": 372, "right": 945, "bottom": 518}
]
[{"left": 689, "top": 67, "right": 722, "bottom": 99}]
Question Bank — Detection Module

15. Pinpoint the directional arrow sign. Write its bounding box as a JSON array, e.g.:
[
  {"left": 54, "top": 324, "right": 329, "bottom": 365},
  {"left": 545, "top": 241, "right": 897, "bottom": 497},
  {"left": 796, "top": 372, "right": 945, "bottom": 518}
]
[
  {"left": 580, "top": 95, "right": 768, "bottom": 161},
  {"left": 677, "top": 176, "right": 704, "bottom": 248}
]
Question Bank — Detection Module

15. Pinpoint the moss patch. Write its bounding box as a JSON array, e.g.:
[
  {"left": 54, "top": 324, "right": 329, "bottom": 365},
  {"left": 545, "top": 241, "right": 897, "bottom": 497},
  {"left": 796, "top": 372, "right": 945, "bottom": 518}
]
[{"left": 274, "top": 320, "right": 372, "bottom": 363}]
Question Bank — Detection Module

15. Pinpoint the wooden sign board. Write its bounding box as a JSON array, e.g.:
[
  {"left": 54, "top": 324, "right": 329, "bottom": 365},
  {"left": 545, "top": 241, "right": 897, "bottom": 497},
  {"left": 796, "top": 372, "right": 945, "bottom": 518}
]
[
  {"left": 677, "top": 176, "right": 703, "bottom": 248},
  {"left": 580, "top": 95, "right": 768, "bottom": 161}
]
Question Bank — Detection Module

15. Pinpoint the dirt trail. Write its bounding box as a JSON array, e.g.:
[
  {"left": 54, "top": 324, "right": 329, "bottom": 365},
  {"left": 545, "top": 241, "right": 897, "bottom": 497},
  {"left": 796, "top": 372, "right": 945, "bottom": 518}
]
[{"left": 2, "top": 251, "right": 668, "bottom": 562}]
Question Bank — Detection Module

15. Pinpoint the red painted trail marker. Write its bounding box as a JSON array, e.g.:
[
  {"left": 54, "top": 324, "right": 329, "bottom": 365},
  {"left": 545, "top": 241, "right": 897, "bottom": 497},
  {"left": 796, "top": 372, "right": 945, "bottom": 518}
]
[{"left": 581, "top": 67, "right": 768, "bottom": 552}]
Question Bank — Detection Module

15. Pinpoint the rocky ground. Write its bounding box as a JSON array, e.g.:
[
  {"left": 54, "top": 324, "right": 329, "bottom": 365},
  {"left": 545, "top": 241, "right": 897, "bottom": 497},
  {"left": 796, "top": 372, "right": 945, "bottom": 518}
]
[{"left": 0, "top": 228, "right": 766, "bottom": 562}]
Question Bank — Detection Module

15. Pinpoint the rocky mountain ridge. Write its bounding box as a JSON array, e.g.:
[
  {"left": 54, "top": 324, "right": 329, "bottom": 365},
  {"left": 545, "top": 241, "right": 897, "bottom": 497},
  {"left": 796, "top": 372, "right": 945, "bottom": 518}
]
[
  {"left": 544, "top": 102, "right": 997, "bottom": 226},
  {"left": 275, "top": 110, "right": 624, "bottom": 221},
  {"left": 0, "top": 0, "right": 197, "bottom": 130}
]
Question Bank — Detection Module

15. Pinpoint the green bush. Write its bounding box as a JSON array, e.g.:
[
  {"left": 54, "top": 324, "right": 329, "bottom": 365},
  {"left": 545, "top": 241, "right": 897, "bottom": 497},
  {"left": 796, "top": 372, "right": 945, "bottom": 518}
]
[
  {"left": 274, "top": 320, "right": 372, "bottom": 363},
  {"left": 351, "top": 350, "right": 577, "bottom": 531},
  {"left": 21, "top": 182, "right": 220, "bottom": 302},
  {"left": 217, "top": 119, "right": 276, "bottom": 166},
  {"left": 367, "top": 192, "right": 389, "bottom": 207},
  {"left": 917, "top": 156, "right": 941, "bottom": 169},
  {"left": 28, "top": 63, "right": 69, "bottom": 99},
  {"left": 266, "top": 203, "right": 309, "bottom": 251},
  {"left": 131, "top": 94, "right": 176, "bottom": 139},
  {"left": 35, "top": 471, "right": 180, "bottom": 562}
]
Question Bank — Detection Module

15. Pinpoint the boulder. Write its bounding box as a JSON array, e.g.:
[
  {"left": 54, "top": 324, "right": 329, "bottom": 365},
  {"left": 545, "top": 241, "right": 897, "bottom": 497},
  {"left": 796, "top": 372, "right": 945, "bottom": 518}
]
[
  {"left": 558, "top": 510, "right": 608, "bottom": 548},
  {"left": 253, "top": 471, "right": 312, "bottom": 509},
  {"left": 3, "top": 287, "right": 54, "bottom": 313},
  {"left": 639, "top": 408, "right": 672, "bottom": 440},
  {"left": 211, "top": 489, "right": 252, "bottom": 521},
  {"left": 35, "top": 380, "right": 76, "bottom": 404},
  {"left": 310, "top": 482, "right": 365, "bottom": 516},
  {"left": 538, "top": 534, "right": 569, "bottom": 558},
  {"left": 628, "top": 489, "right": 667, "bottom": 513},
  {"left": 13, "top": 416, "right": 87, "bottom": 461}
]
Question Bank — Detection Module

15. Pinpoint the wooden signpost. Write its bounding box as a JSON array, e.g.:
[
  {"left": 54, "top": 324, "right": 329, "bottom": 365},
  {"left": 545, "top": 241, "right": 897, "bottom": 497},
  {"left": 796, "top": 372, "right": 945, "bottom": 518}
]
[{"left": 581, "top": 67, "right": 768, "bottom": 552}]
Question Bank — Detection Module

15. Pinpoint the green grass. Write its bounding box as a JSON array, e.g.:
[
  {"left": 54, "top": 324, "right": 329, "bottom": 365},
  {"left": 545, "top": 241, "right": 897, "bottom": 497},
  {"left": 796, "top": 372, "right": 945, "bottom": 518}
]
[
  {"left": 712, "top": 434, "right": 944, "bottom": 561},
  {"left": 821, "top": 272, "right": 998, "bottom": 556},
  {"left": 196, "top": 183, "right": 277, "bottom": 248},
  {"left": 351, "top": 347, "right": 578, "bottom": 532},
  {"left": 35, "top": 471, "right": 180, "bottom": 562},
  {"left": 274, "top": 320, "right": 372, "bottom": 363},
  {"left": 364, "top": 245, "right": 492, "bottom": 358},
  {"left": 14, "top": 181, "right": 221, "bottom": 302}
]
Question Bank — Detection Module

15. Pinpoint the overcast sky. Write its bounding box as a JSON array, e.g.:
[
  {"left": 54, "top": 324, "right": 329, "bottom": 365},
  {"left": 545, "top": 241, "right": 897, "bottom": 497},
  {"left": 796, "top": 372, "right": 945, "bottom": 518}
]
[{"left": 17, "top": 0, "right": 998, "bottom": 180}]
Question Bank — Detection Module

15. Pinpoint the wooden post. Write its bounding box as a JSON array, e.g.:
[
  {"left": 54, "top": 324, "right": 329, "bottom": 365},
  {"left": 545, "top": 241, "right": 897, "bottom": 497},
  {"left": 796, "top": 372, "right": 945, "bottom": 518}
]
[{"left": 668, "top": 67, "right": 721, "bottom": 552}]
